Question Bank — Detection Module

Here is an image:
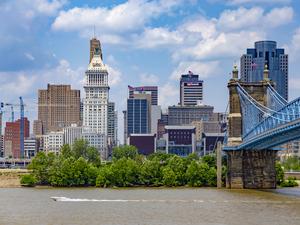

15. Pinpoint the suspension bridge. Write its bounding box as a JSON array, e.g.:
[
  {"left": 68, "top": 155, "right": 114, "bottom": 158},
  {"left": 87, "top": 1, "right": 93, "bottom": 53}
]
[{"left": 224, "top": 65, "right": 300, "bottom": 189}]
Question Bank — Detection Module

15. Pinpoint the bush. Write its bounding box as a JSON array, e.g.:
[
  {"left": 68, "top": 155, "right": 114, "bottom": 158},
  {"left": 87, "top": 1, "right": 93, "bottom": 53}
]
[
  {"left": 20, "top": 174, "right": 37, "bottom": 187},
  {"left": 280, "top": 177, "right": 299, "bottom": 187},
  {"left": 276, "top": 162, "right": 284, "bottom": 185}
]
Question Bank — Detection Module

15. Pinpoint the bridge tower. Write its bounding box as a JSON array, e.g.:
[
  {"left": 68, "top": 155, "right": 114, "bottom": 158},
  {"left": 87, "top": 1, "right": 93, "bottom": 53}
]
[{"left": 226, "top": 65, "right": 277, "bottom": 189}]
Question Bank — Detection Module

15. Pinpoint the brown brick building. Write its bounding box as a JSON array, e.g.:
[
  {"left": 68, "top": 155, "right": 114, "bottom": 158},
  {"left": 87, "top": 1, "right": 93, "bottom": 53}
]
[
  {"left": 37, "top": 84, "right": 81, "bottom": 134},
  {"left": 4, "top": 118, "right": 30, "bottom": 158}
]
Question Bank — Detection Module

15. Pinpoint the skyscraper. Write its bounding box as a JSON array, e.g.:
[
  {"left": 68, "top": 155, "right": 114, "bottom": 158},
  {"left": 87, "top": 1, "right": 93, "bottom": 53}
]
[
  {"left": 127, "top": 92, "right": 152, "bottom": 138},
  {"left": 83, "top": 47, "right": 109, "bottom": 152},
  {"left": 107, "top": 102, "right": 118, "bottom": 146},
  {"left": 180, "top": 72, "right": 203, "bottom": 106},
  {"left": 128, "top": 86, "right": 158, "bottom": 105},
  {"left": 240, "top": 40, "right": 288, "bottom": 100},
  {"left": 38, "top": 84, "right": 81, "bottom": 134}
]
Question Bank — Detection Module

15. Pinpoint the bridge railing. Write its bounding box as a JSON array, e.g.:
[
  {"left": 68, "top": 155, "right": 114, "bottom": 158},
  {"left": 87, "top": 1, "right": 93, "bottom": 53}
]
[{"left": 243, "top": 97, "right": 300, "bottom": 141}]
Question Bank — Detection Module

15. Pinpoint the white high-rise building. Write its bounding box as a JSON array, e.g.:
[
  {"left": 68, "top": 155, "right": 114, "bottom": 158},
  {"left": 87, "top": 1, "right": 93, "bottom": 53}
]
[{"left": 83, "top": 47, "right": 109, "bottom": 157}]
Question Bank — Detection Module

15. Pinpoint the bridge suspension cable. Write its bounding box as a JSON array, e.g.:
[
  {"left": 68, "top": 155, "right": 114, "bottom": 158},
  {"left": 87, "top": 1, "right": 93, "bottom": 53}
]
[
  {"left": 236, "top": 84, "right": 294, "bottom": 122},
  {"left": 236, "top": 83, "right": 298, "bottom": 117}
]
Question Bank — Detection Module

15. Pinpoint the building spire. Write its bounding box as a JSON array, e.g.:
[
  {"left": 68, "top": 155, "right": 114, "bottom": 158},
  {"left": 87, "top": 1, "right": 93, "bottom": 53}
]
[
  {"left": 232, "top": 64, "right": 239, "bottom": 80},
  {"left": 263, "top": 64, "right": 270, "bottom": 81}
]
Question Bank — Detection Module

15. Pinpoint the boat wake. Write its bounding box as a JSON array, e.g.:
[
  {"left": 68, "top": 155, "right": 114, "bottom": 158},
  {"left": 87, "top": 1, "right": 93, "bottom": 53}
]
[{"left": 50, "top": 197, "right": 204, "bottom": 203}]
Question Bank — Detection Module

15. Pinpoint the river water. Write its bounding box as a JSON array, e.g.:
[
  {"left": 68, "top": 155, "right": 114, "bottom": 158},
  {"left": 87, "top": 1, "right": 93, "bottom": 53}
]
[{"left": 0, "top": 187, "right": 300, "bottom": 225}]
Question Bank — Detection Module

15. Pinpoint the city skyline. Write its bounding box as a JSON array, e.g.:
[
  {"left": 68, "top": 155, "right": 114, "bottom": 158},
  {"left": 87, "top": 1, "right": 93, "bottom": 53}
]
[{"left": 0, "top": 0, "right": 300, "bottom": 142}]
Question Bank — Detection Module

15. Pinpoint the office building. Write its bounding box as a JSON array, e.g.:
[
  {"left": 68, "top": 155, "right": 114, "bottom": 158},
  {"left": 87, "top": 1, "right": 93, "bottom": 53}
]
[
  {"left": 123, "top": 110, "right": 127, "bottom": 145},
  {"left": 38, "top": 84, "right": 81, "bottom": 134},
  {"left": 33, "top": 120, "right": 43, "bottom": 136},
  {"left": 127, "top": 93, "right": 151, "bottom": 138},
  {"left": 200, "top": 133, "right": 225, "bottom": 156},
  {"left": 240, "top": 40, "right": 288, "bottom": 100},
  {"left": 63, "top": 124, "right": 83, "bottom": 145},
  {"left": 168, "top": 105, "right": 214, "bottom": 126},
  {"left": 128, "top": 86, "right": 158, "bottom": 105},
  {"left": 180, "top": 73, "right": 203, "bottom": 106},
  {"left": 83, "top": 44, "right": 109, "bottom": 157},
  {"left": 192, "top": 120, "right": 223, "bottom": 141},
  {"left": 128, "top": 134, "right": 156, "bottom": 155},
  {"left": 108, "top": 102, "right": 118, "bottom": 146},
  {"left": 24, "top": 138, "right": 39, "bottom": 159},
  {"left": 164, "top": 125, "right": 196, "bottom": 157},
  {"left": 4, "top": 118, "right": 30, "bottom": 158},
  {"left": 0, "top": 135, "right": 3, "bottom": 157},
  {"left": 43, "top": 131, "right": 64, "bottom": 154},
  {"left": 150, "top": 105, "right": 161, "bottom": 135},
  {"left": 157, "top": 113, "right": 168, "bottom": 139},
  {"left": 82, "top": 131, "right": 107, "bottom": 160}
]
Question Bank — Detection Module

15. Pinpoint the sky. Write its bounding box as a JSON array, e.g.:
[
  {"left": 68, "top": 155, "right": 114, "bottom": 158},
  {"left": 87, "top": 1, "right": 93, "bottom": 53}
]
[{"left": 0, "top": 0, "right": 300, "bottom": 142}]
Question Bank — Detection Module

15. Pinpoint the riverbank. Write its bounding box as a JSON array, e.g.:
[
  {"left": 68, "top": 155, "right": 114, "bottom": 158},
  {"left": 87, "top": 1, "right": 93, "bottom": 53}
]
[{"left": 0, "top": 169, "right": 29, "bottom": 187}]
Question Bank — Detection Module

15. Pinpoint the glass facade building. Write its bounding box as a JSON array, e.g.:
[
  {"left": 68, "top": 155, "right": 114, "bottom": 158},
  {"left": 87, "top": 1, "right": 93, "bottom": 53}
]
[
  {"left": 240, "top": 41, "right": 288, "bottom": 100},
  {"left": 127, "top": 98, "right": 149, "bottom": 136}
]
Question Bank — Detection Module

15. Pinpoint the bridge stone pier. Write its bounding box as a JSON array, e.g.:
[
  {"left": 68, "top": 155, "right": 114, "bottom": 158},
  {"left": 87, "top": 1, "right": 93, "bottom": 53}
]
[
  {"left": 226, "top": 65, "right": 277, "bottom": 189},
  {"left": 226, "top": 150, "right": 277, "bottom": 189}
]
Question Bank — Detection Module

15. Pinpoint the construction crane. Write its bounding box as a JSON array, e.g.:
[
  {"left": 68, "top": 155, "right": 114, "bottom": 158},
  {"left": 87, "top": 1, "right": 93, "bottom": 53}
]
[
  {"left": 0, "top": 98, "right": 25, "bottom": 158},
  {"left": 4, "top": 103, "right": 16, "bottom": 122}
]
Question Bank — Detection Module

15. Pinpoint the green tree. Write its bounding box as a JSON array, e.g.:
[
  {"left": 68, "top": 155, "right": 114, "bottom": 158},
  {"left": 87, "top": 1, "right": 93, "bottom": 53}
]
[
  {"left": 112, "top": 145, "right": 138, "bottom": 160},
  {"left": 71, "top": 139, "right": 101, "bottom": 166},
  {"left": 276, "top": 162, "right": 284, "bottom": 185},
  {"left": 96, "top": 165, "right": 112, "bottom": 187},
  {"left": 201, "top": 154, "right": 216, "bottom": 168},
  {"left": 72, "top": 139, "right": 89, "bottom": 159},
  {"left": 186, "top": 160, "right": 202, "bottom": 187},
  {"left": 61, "top": 144, "right": 73, "bottom": 158},
  {"left": 162, "top": 166, "right": 177, "bottom": 186},
  {"left": 28, "top": 151, "right": 56, "bottom": 184},
  {"left": 282, "top": 156, "right": 300, "bottom": 171},
  {"left": 140, "top": 159, "right": 162, "bottom": 186},
  {"left": 166, "top": 155, "right": 187, "bottom": 185}
]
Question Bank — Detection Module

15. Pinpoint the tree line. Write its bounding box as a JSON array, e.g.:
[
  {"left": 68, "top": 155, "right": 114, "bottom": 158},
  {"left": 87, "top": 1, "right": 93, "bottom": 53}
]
[
  {"left": 20, "top": 139, "right": 297, "bottom": 188},
  {"left": 21, "top": 139, "right": 225, "bottom": 187}
]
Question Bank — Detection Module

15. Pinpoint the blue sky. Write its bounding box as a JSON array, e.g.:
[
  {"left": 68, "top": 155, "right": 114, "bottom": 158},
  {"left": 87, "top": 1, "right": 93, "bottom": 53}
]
[{"left": 0, "top": 0, "right": 300, "bottom": 141}]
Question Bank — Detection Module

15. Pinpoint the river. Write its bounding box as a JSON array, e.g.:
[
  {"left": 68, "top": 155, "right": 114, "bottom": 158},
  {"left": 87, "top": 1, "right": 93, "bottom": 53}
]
[{"left": 0, "top": 187, "right": 300, "bottom": 225}]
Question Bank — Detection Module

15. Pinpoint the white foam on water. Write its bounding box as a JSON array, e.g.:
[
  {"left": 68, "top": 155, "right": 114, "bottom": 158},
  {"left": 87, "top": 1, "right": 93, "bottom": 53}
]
[
  {"left": 51, "top": 197, "right": 300, "bottom": 204},
  {"left": 51, "top": 197, "right": 203, "bottom": 203}
]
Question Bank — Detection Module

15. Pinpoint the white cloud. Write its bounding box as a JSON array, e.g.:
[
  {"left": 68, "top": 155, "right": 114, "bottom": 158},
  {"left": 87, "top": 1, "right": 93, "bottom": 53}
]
[
  {"left": 178, "top": 17, "right": 217, "bottom": 39},
  {"left": 136, "top": 27, "right": 183, "bottom": 48},
  {"left": 224, "top": 0, "right": 291, "bottom": 5},
  {"left": 292, "top": 28, "right": 300, "bottom": 51},
  {"left": 159, "top": 82, "right": 178, "bottom": 109},
  {"left": 33, "top": 0, "right": 67, "bottom": 15},
  {"left": 170, "top": 61, "right": 221, "bottom": 80},
  {"left": 217, "top": 7, "right": 264, "bottom": 31},
  {"left": 174, "top": 30, "right": 265, "bottom": 60},
  {"left": 217, "top": 7, "right": 293, "bottom": 31},
  {"left": 139, "top": 73, "right": 159, "bottom": 85},
  {"left": 264, "top": 7, "right": 293, "bottom": 27},
  {"left": 24, "top": 53, "right": 35, "bottom": 61},
  {"left": 52, "top": 0, "right": 183, "bottom": 34},
  {"left": 107, "top": 65, "right": 122, "bottom": 87}
]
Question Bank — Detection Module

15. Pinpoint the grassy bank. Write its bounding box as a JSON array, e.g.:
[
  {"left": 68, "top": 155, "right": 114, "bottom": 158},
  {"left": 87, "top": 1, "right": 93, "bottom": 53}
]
[{"left": 0, "top": 169, "right": 29, "bottom": 187}]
